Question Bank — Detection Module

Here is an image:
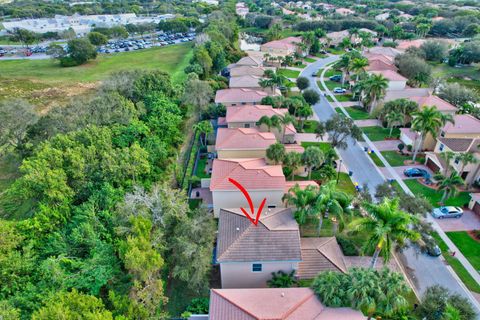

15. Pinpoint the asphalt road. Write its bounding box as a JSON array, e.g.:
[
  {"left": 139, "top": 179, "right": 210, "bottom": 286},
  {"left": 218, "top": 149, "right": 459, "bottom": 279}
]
[
  {"left": 301, "top": 56, "right": 480, "bottom": 317},
  {"left": 300, "top": 56, "right": 385, "bottom": 195}
]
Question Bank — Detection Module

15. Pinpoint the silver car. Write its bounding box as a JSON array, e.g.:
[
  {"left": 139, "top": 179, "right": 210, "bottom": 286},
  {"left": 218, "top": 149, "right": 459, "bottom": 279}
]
[{"left": 431, "top": 206, "right": 463, "bottom": 219}]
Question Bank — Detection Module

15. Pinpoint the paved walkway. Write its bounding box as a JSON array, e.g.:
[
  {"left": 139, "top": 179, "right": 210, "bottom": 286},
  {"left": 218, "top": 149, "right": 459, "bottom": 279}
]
[
  {"left": 373, "top": 140, "right": 402, "bottom": 151},
  {"left": 306, "top": 58, "right": 480, "bottom": 316},
  {"left": 340, "top": 101, "right": 360, "bottom": 107},
  {"left": 354, "top": 119, "right": 382, "bottom": 127}
]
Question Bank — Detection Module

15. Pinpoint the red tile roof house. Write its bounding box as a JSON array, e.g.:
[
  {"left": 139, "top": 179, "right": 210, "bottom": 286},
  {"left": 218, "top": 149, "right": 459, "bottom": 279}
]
[
  {"left": 225, "top": 104, "right": 297, "bottom": 144},
  {"left": 229, "top": 75, "right": 278, "bottom": 95},
  {"left": 209, "top": 158, "right": 318, "bottom": 217},
  {"left": 215, "top": 128, "right": 277, "bottom": 159},
  {"left": 216, "top": 207, "right": 302, "bottom": 288},
  {"left": 208, "top": 288, "right": 366, "bottom": 319},
  {"left": 369, "top": 70, "right": 407, "bottom": 90},
  {"left": 229, "top": 65, "right": 269, "bottom": 77},
  {"left": 215, "top": 88, "right": 272, "bottom": 107},
  {"left": 365, "top": 59, "right": 398, "bottom": 72},
  {"left": 260, "top": 36, "right": 303, "bottom": 57},
  {"left": 424, "top": 115, "right": 480, "bottom": 185}
]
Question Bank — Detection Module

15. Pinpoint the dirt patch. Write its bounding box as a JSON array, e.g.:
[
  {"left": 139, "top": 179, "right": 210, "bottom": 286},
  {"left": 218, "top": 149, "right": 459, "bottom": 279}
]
[{"left": 467, "top": 230, "right": 480, "bottom": 243}]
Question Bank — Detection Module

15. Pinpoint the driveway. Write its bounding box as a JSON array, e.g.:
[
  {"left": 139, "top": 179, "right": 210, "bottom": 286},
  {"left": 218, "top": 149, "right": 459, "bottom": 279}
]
[
  {"left": 303, "top": 56, "right": 480, "bottom": 317},
  {"left": 435, "top": 210, "right": 480, "bottom": 232},
  {"left": 379, "top": 165, "right": 434, "bottom": 180}
]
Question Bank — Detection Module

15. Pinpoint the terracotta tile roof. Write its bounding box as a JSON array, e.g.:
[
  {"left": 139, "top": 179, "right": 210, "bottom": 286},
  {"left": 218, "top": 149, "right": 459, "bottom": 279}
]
[
  {"left": 438, "top": 137, "right": 476, "bottom": 152},
  {"left": 230, "top": 65, "right": 268, "bottom": 77},
  {"left": 366, "top": 46, "right": 401, "bottom": 57},
  {"left": 217, "top": 208, "right": 301, "bottom": 262},
  {"left": 229, "top": 75, "right": 264, "bottom": 88},
  {"left": 442, "top": 114, "right": 480, "bottom": 135},
  {"left": 236, "top": 55, "right": 263, "bottom": 67},
  {"left": 209, "top": 288, "right": 366, "bottom": 320},
  {"left": 370, "top": 70, "right": 407, "bottom": 81},
  {"left": 262, "top": 36, "right": 302, "bottom": 51},
  {"left": 216, "top": 128, "right": 276, "bottom": 150},
  {"left": 396, "top": 39, "right": 425, "bottom": 51},
  {"left": 226, "top": 105, "right": 289, "bottom": 123},
  {"left": 210, "top": 158, "right": 285, "bottom": 191},
  {"left": 215, "top": 88, "right": 269, "bottom": 104},
  {"left": 364, "top": 53, "right": 394, "bottom": 64},
  {"left": 384, "top": 88, "right": 430, "bottom": 101},
  {"left": 411, "top": 94, "right": 457, "bottom": 112},
  {"left": 284, "top": 180, "right": 319, "bottom": 193},
  {"left": 284, "top": 143, "right": 305, "bottom": 153},
  {"left": 365, "top": 59, "right": 398, "bottom": 72},
  {"left": 297, "top": 237, "right": 347, "bottom": 279}
]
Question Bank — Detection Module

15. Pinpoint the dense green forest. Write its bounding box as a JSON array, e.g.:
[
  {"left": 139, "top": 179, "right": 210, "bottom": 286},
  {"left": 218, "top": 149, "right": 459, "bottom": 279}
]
[{"left": 0, "top": 1, "right": 241, "bottom": 318}]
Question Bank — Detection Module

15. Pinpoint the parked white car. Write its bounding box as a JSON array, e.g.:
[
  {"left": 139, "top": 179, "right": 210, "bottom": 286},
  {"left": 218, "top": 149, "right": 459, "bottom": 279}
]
[
  {"left": 431, "top": 206, "right": 463, "bottom": 219},
  {"left": 333, "top": 87, "right": 346, "bottom": 93}
]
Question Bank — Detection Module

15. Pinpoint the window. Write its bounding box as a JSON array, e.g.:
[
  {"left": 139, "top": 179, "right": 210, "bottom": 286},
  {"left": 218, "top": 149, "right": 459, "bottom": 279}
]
[
  {"left": 244, "top": 124, "right": 251, "bottom": 128},
  {"left": 231, "top": 103, "right": 237, "bottom": 106},
  {"left": 267, "top": 205, "right": 276, "bottom": 209},
  {"left": 439, "top": 144, "right": 444, "bottom": 151},
  {"left": 242, "top": 102, "right": 247, "bottom": 105},
  {"left": 440, "top": 131, "right": 445, "bottom": 137},
  {"left": 454, "top": 158, "right": 460, "bottom": 164},
  {"left": 252, "top": 263, "right": 262, "bottom": 272}
]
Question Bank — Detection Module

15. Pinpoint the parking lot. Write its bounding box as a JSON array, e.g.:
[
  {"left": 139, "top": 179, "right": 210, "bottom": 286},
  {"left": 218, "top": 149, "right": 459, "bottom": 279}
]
[{"left": 0, "top": 31, "right": 195, "bottom": 59}]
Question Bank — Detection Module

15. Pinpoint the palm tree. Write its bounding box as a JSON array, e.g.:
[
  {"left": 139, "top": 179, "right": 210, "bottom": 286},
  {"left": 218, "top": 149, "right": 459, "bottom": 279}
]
[
  {"left": 364, "top": 74, "right": 388, "bottom": 113},
  {"left": 283, "top": 184, "right": 319, "bottom": 225},
  {"left": 266, "top": 142, "right": 286, "bottom": 165},
  {"left": 457, "top": 153, "right": 478, "bottom": 178},
  {"left": 351, "top": 57, "right": 369, "bottom": 81},
  {"left": 301, "top": 146, "right": 324, "bottom": 179},
  {"left": 385, "top": 111, "right": 403, "bottom": 138},
  {"left": 257, "top": 115, "right": 281, "bottom": 132},
  {"left": 439, "top": 151, "right": 455, "bottom": 176},
  {"left": 283, "top": 151, "right": 302, "bottom": 180},
  {"left": 315, "top": 181, "right": 352, "bottom": 234},
  {"left": 278, "top": 113, "right": 296, "bottom": 143},
  {"left": 411, "top": 106, "right": 454, "bottom": 162},
  {"left": 336, "top": 54, "right": 353, "bottom": 85},
  {"left": 296, "top": 104, "right": 313, "bottom": 130},
  {"left": 350, "top": 198, "right": 420, "bottom": 268},
  {"left": 434, "top": 172, "right": 464, "bottom": 203},
  {"left": 193, "top": 120, "right": 213, "bottom": 146}
]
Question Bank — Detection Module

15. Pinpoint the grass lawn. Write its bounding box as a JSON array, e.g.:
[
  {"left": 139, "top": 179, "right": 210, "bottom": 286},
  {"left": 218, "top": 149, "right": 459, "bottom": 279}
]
[
  {"left": 340, "top": 106, "right": 372, "bottom": 120},
  {"left": 304, "top": 57, "right": 316, "bottom": 63},
  {"left": 325, "top": 69, "right": 340, "bottom": 78},
  {"left": 294, "top": 63, "right": 307, "bottom": 68},
  {"left": 0, "top": 43, "right": 192, "bottom": 109},
  {"left": 301, "top": 120, "right": 318, "bottom": 133},
  {"left": 446, "top": 231, "right": 480, "bottom": 271},
  {"left": 362, "top": 126, "right": 400, "bottom": 141},
  {"left": 330, "top": 94, "right": 352, "bottom": 102},
  {"left": 403, "top": 179, "right": 471, "bottom": 207},
  {"left": 431, "top": 62, "right": 480, "bottom": 93},
  {"left": 432, "top": 232, "right": 480, "bottom": 293},
  {"left": 327, "top": 47, "right": 345, "bottom": 55},
  {"left": 381, "top": 150, "right": 413, "bottom": 167},
  {"left": 278, "top": 68, "right": 300, "bottom": 78},
  {"left": 368, "top": 151, "right": 384, "bottom": 167},
  {"left": 166, "top": 278, "right": 208, "bottom": 317},
  {"left": 300, "top": 141, "right": 332, "bottom": 153},
  {"left": 300, "top": 216, "right": 334, "bottom": 237},
  {"left": 337, "top": 172, "right": 356, "bottom": 195},
  {"left": 321, "top": 80, "right": 346, "bottom": 91},
  {"left": 195, "top": 157, "right": 210, "bottom": 179}
]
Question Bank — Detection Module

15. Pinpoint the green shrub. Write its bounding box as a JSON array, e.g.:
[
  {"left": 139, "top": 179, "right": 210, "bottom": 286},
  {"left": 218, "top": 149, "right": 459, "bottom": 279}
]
[{"left": 336, "top": 235, "right": 359, "bottom": 256}]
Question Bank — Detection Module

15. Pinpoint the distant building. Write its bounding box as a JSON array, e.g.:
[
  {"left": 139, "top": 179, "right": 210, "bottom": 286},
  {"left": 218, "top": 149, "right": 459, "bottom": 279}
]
[
  {"left": 261, "top": 36, "right": 302, "bottom": 57},
  {"left": 2, "top": 13, "right": 174, "bottom": 36}
]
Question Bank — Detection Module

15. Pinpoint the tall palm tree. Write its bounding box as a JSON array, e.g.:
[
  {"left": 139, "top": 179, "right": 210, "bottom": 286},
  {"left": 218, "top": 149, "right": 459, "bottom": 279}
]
[
  {"left": 278, "top": 113, "right": 296, "bottom": 143},
  {"left": 457, "top": 152, "right": 478, "bottom": 178},
  {"left": 439, "top": 151, "right": 455, "bottom": 176},
  {"left": 350, "top": 198, "right": 420, "bottom": 268},
  {"left": 434, "top": 172, "right": 464, "bottom": 203},
  {"left": 315, "top": 181, "right": 352, "bottom": 234},
  {"left": 193, "top": 120, "right": 213, "bottom": 146},
  {"left": 364, "top": 74, "right": 388, "bottom": 113},
  {"left": 411, "top": 106, "right": 454, "bottom": 162},
  {"left": 385, "top": 111, "right": 403, "bottom": 137},
  {"left": 283, "top": 151, "right": 302, "bottom": 180},
  {"left": 296, "top": 104, "right": 313, "bottom": 130},
  {"left": 351, "top": 57, "right": 369, "bottom": 81},
  {"left": 283, "top": 185, "right": 319, "bottom": 225},
  {"left": 301, "top": 146, "right": 324, "bottom": 179},
  {"left": 266, "top": 142, "right": 285, "bottom": 165},
  {"left": 257, "top": 115, "right": 281, "bottom": 132}
]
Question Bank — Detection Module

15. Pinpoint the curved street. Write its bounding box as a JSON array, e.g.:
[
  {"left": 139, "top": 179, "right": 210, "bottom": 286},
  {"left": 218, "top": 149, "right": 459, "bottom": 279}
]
[{"left": 301, "top": 56, "right": 480, "bottom": 317}]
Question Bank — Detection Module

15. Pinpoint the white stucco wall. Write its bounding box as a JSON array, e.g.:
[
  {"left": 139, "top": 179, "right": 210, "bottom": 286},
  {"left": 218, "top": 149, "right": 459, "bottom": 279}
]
[
  {"left": 220, "top": 261, "right": 299, "bottom": 288},
  {"left": 387, "top": 80, "right": 407, "bottom": 90},
  {"left": 212, "top": 189, "right": 284, "bottom": 217}
]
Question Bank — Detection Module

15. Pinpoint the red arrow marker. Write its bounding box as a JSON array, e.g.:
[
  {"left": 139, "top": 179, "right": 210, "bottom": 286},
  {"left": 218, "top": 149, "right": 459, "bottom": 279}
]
[{"left": 228, "top": 177, "right": 267, "bottom": 226}]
